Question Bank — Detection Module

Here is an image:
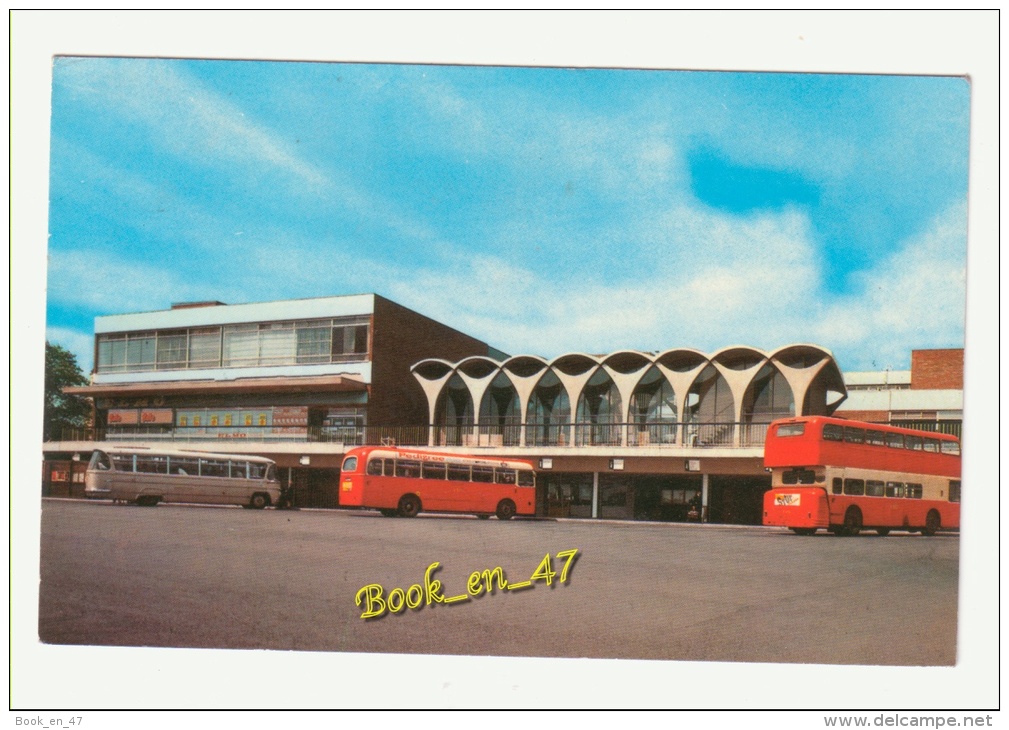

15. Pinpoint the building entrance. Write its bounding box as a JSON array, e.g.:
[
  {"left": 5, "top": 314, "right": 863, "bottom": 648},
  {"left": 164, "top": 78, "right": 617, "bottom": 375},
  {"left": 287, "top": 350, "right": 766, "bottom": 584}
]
[{"left": 706, "top": 475, "right": 772, "bottom": 525}]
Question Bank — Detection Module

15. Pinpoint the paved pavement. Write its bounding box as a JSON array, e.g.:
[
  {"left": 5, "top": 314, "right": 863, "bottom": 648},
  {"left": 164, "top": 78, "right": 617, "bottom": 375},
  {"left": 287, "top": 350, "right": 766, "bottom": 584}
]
[{"left": 38, "top": 499, "right": 959, "bottom": 666}]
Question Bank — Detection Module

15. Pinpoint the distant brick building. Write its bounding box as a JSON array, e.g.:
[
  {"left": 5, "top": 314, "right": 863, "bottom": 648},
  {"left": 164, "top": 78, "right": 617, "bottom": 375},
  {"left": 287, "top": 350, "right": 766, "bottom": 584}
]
[{"left": 835, "top": 348, "right": 964, "bottom": 436}]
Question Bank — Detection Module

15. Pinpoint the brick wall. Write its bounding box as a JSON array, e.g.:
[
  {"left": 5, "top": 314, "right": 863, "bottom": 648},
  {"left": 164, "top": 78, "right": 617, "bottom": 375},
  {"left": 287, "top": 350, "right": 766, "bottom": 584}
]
[
  {"left": 369, "top": 296, "right": 492, "bottom": 426},
  {"left": 833, "top": 410, "right": 890, "bottom": 423},
  {"left": 911, "top": 349, "right": 963, "bottom": 390}
]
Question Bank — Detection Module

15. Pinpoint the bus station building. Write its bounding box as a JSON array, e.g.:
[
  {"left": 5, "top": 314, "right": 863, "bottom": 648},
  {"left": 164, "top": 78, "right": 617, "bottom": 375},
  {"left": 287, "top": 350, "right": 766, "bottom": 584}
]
[{"left": 44, "top": 293, "right": 964, "bottom": 525}]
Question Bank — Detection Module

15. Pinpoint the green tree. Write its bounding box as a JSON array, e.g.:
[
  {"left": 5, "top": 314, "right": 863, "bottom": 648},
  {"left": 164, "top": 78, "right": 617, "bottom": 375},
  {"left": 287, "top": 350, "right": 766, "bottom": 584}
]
[{"left": 44, "top": 341, "right": 91, "bottom": 441}]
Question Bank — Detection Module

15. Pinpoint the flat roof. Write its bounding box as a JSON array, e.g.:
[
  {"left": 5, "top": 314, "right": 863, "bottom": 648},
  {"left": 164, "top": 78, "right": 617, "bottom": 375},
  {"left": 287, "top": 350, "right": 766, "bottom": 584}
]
[{"left": 95, "top": 293, "right": 376, "bottom": 333}]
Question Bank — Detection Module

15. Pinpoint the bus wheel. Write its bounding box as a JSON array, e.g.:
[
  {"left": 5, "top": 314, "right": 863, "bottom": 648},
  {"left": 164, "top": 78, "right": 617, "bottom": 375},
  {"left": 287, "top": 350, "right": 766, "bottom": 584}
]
[
  {"left": 398, "top": 495, "right": 421, "bottom": 518},
  {"left": 842, "top": 507, "right": 862, "bottom": 536},
  {"left": 791, "top": 528, "right": 816, "bottom": 536},
  {"left": 922, "top": 510, "right": 941, "bottom": 536},
  {"left": 874, "top": 528, "right": 891, "bottom": 536},
  {"left": 249, "top": 493, "right": 269, "bottom": 510},
  {"left": 496, "top": 500, "right": 516, "bottom": 521}
]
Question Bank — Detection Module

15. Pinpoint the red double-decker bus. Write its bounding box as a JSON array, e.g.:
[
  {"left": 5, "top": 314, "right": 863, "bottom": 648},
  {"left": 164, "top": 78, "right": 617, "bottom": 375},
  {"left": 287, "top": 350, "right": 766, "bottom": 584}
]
[
  {"left": 339, "top": 446, "right": 536, "bottom": 520},
  {"left": 762, "top": 416, "right": 961, "bottom": 536}
]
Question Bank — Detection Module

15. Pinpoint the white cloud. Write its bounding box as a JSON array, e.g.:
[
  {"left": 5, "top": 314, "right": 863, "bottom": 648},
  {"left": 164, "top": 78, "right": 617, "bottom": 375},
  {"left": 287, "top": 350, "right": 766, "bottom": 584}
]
[
  {"left": 57, "top": 58, "right": 328, "bottom": 189},
  {"left": 379, "top": 199, "right": 966, "bottom": 370}
]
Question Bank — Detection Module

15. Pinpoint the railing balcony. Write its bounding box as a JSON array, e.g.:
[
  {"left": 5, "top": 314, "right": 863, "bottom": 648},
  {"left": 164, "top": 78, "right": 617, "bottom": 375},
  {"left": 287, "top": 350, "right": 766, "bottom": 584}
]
[{"left": 54, "top": 421, "right": 774, "bottom": 450}]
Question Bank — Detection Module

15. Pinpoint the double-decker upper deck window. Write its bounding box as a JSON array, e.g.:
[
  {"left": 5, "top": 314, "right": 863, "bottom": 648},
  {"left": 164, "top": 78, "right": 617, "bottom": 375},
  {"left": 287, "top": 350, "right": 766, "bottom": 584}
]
[
  {"left": 923, "top": 438, "right": 940, "bottom": 453},
  {"left": 886, "top": 433, "right": 904, "bottom": 449},
  {"left": 843, "top": 427, "right": 865, "bottom": 444},
  {"left": 940, "top": 440, "right": 961, "bottom": 456},
  {"left": 822, "top": 424, "right": 843, "bottom": 442},
  {"left": 904, "top": 436, "right": 923, "bottom": 451},
  {"left": 776, "top": 423, "right": 805, "bottom": 437},
  {"left": 866, "top": 431, "right": 887, "bottom": 446}
]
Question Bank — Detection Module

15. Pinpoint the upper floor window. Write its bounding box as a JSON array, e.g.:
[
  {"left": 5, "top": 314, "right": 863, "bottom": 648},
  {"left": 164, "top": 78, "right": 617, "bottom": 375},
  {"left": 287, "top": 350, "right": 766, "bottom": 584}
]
[{"left": 96, "top": 317, "right": 370, "bottom": 374}]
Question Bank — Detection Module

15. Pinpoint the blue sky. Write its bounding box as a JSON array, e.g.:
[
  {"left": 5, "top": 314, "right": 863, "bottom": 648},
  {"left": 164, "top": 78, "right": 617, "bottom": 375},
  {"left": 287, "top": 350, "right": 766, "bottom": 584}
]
[{"left": 45, "top": 58, "right": 970, "bottom": 373}]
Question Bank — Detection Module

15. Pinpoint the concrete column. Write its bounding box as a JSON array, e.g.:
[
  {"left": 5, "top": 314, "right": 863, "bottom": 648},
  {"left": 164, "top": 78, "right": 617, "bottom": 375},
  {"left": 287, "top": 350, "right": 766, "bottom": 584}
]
[
  {"left": 592, "top": 472, "right": 599, "bottom": 519},
  {"left": 701, "top": 473, "right": 710, "bottom": 523}
]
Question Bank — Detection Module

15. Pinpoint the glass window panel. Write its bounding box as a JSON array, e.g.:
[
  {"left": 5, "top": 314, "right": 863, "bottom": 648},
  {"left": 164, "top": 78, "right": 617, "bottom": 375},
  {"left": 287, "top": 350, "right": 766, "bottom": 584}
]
[
  {"left": 395, "top": 460, "right": 421, "bottom": 478},
  {"left": 366, "top": 459, "right": 383, "bottom": 476},
  {"left": 495, "top": 468, "right": 516, "bottom": 484},
  {"left": 822, "top": 424, "right": 843, "bottom": 441},
  {"left": 517, "top": 470, "right": 534, "bottom": 487},
  {"left": 923, "top": 438, "right": 940, "bottom": 453},
  {"left": 885, "top": 482, "right": 904, "bottom": 498},
  {"left": 843, "top": 479, "right": 865, "bottom": 496},
  {"left": 258, "top": 323, "right": 296, "bottom": 365},
  {"left": 189, "top": 328, "right": 222, "bottom": 368},
  {"left": 843, "top": 427, "right": 865, "bottom": 444},
  {"left": 223, "top": 325, "right": 260, "bottom": 367},
  {"left": 422, "top": 462, "right": 447, "bottom": 480},
  {"left": 866, "top": 480, "right": 885, "bottom": 497},
  {"left": 940, "top": 440, "right": 960, "bottom": 455},
  {"left": 471, "top": 466, "right": 494, "bottom": 483},
  {"left": 157, "top": 332, "right": 188, "bottom": 369},
  {"left": 297, "top": 323, "right": 332, "bottom": 363},
  {"left": 905, "top": 436, "right": 923, "bottom": 451},
  {"left": 447, "top": 465, "right": 470, "bottom": 481},
  {"left": 866, "top": 430, "right": 887, "bottom": 446},
  {"left": 886, "top": 433, "right": 904, "bottom": 449}
]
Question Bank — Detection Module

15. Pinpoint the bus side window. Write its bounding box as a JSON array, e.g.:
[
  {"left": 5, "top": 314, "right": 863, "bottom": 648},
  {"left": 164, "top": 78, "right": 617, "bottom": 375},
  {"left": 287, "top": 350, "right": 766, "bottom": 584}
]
[
  {"left": 471, "top": 466, "right": 494, "bottom": 484},
  {"left": 949, "top": 480, "right": 961, "bottom": 503},
  {"left": 422, "top": 462, "right": 447, "bottom": 480},
  {"left": 495, "top": 468, "right": 516, "bottom": 485},
  {"left": 822, "top": 424, "right": 843, "bottom": 442},
  {"left": 905, "top": 436, "right": 923, "bottom": 451},
  {"left": 866, "top": 431, "right": 887, "bottom": 446},
  {"left": 111, "top": 454, "right": 135, "bottom": 472},
  {"left": 865, "top": 480, "right": 885, "bottom": 497},
  {"left": 249, "top": 462, "right": 266, "bottom": 480},
  {"left": 941, "top": 440, "right": 961, "bottom": 456},
  {"left": 832, "top": 478, "right": 843, "bottom": 495},
  {"left": 517, "top": 470, "right": 535, "bottom": 487},
  {"left": 89, "top": 451, "right": 111, "bottom": 470},
  {"left": 396, "top": 460, "right": 421, "bottom": 479},
  {"left": 366, "top": 459, "right": 383, "bottom": 476},
  {"left": 906, "top": 483, "right": 923, "bottom": 499},
  {"left": 923, "top": 438, "right": 940, "bottom": 453},
  {"left": 843, "top": 427, "right": 865, "bottom": 444},
  {"left": 885, "top": 482, "right": 904, "bottom": 498},
  {"left": 843, "top": 478, "right": 865, "bottom": 496},
  {"left": 886, "top": 433, "right": 904, "bottom": 449},
  {"left": 447, "top": 465, "right": 470, "bottom": 481}
]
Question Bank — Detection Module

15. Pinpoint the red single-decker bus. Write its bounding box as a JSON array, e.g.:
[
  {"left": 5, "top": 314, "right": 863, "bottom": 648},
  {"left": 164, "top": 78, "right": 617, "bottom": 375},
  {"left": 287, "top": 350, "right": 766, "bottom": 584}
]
[
  {"left": 339, "top": 446, "right": 536, "bottom": 520},
  {"left": 762, "top": 416, "right": 960, "bottom": 536}
]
